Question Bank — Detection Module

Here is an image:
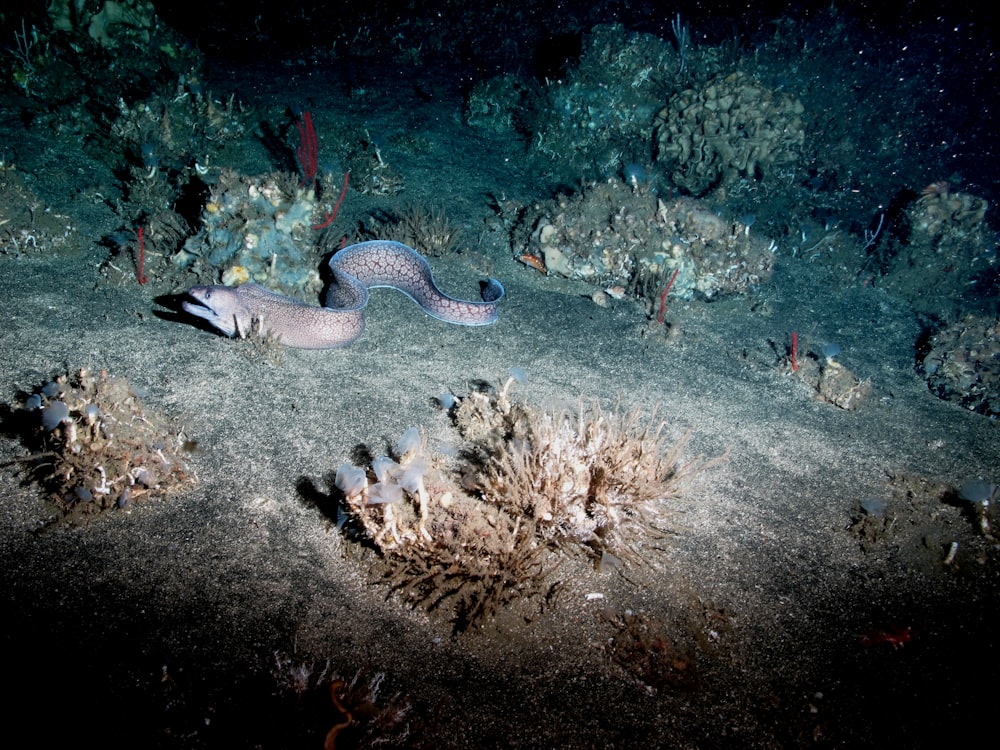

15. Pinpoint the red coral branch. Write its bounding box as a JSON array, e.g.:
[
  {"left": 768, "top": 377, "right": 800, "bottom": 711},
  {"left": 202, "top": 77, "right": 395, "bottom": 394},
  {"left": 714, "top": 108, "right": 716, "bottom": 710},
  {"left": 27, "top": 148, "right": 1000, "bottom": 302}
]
[
  {"left": 312, "top": 171, "right": 350, "bottom": 231},
  {"left": 296, "top": 111, "right": 318, "bottom": 186},
  {"left": 657, "top": 267, "right": 680, "bottom": 324}
]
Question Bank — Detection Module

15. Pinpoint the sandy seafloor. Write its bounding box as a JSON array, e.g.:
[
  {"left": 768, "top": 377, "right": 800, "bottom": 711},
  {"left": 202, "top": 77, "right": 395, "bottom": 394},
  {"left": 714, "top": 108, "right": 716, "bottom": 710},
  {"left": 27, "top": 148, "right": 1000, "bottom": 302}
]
[{"left": 2, "top": 14, "right": 999, "bottom": 750}]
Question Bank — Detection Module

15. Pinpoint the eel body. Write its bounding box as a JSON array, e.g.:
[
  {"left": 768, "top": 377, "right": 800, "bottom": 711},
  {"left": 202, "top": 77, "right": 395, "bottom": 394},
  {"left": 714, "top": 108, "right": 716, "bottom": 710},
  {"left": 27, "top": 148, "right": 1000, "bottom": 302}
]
[{"left": 182, "top": 240, "right": 504, "bottom": 349}]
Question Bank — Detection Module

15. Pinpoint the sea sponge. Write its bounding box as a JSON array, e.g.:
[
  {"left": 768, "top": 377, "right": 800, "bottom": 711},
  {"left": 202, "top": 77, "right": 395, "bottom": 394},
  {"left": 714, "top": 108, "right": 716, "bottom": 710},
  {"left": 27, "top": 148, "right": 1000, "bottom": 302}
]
[{"left": 654, "top": 71, "right": 805, "bottom": 196}]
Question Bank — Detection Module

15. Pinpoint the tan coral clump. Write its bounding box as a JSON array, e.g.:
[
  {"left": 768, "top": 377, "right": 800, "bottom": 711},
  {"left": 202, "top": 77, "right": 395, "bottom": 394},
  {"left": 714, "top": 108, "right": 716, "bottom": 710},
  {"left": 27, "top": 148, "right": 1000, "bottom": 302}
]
[
  {"left": 336, "top": 378, "right": 723, "bottom": 629},
  {"left": 336, "top": 422, "right": 550, "bottom": 628},
  {"left": 21, "top": 368, "right": 196, "bottom": 521},
  {"left": 470, "top": 395, "right": 719, "bottom": 557},
  {"left": 911, "top": 184, "right": 988, "bottom": 242}
]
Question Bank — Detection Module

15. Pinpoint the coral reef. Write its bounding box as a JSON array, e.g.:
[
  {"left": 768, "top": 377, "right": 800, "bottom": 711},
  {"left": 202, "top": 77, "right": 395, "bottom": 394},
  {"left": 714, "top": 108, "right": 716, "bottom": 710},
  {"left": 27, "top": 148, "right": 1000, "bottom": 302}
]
[
  {"left": 335, "top": 378, "right": 720, "bottom": 629},
  {"left": 466, "top": 24, "right": 687, "bottom": 173},
  {"left": 109, "top": 84, "right": 249, "bottom": 213},
  {"left": 919, "top": 314, "right": 1000, "bottom": 417},
  {"left": 528, "top": 24, "right": 683, "bottom": 173},
  {"left": 18, "top": 368, "right": 195, "bottom": 521},
  {"left": 330, "top": 125, "right": 404, "bottom": 197},
  {"left": 50, "top": 0, "right": 156, "bottom": 49},
  {"left": 517, "top": 179, "right": 776, "bottom": 306},
  {"left": 0, "top": 164, "right": 77, "bottom": 256},
  {"left": 9, "top": 1, "right": 200, "bottom": 103},
  {"left": 462, "top": 74, "right": 532, "bottom": 135},
  {"left": 653, "top": 71, "right": 805, "bottom": 197}
]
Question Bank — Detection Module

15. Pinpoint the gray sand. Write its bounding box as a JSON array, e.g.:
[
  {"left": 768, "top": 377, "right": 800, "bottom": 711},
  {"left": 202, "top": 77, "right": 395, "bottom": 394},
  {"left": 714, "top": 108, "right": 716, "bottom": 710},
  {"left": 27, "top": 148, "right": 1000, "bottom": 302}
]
[{"left": 3, "top": 231, "right": 997, "bottom": 746}]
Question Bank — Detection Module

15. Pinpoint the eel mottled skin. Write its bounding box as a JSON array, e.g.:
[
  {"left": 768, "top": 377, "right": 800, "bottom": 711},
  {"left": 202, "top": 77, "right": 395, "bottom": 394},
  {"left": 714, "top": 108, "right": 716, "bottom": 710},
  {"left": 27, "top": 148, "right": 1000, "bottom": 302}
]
[{"left": 182, "top": 240, "right": 505, "bottom": 349}]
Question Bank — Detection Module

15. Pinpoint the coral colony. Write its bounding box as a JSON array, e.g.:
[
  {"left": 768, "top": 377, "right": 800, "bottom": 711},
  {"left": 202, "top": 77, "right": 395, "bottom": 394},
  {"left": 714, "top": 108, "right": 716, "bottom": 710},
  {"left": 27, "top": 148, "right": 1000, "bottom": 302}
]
[
  {"left": 336, "top": 375, "right": 722, "bottom": 628},
  {"left": 22, "top": 369, "right": 195, "bottom": 521}
]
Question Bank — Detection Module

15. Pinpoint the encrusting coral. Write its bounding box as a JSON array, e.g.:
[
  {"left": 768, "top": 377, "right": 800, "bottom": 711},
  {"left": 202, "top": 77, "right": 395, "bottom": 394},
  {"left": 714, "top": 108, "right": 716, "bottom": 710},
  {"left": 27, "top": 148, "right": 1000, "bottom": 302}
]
[
  {"left": 335, "top": 376, "right": 722, "bottom": 629},
  {"left": 517, "top": 180, "right": 776, "bottom": 307},
  {"left": 920, "top": 313, "right": 1000, "bottom": 417}
]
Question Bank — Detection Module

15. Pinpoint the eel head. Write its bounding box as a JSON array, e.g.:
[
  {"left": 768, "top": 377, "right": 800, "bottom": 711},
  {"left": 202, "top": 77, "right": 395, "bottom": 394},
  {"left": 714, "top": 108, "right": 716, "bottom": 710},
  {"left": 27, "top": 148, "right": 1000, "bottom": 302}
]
[{"left": 183, "top": 285, "right": 255, "bottom": 339}]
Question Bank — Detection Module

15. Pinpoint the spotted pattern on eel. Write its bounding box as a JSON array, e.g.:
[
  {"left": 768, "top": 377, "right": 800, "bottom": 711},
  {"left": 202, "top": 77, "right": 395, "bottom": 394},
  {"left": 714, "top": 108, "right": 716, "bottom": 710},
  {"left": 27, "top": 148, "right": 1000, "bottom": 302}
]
[{"left": 182, "top": 240, "right": 505, "bottom": 349}]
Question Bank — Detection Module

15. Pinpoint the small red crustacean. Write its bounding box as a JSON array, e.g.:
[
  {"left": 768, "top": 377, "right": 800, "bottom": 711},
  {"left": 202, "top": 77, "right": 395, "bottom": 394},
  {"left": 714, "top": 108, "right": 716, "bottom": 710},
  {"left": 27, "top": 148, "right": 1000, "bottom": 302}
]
[
  {"left": 516, "top": 253, "right": 547, "bottom": 274},
  {"left": 858, "top": 625, "right": 915, "bottom": 650}
]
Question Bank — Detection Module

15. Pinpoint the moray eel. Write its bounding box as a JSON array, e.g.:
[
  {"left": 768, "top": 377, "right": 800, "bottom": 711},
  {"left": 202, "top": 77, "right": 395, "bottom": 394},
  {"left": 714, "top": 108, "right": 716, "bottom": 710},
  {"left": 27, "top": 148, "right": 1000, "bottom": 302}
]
[{"left": 182, "top": 240, "right": 505, "bottom": 349}]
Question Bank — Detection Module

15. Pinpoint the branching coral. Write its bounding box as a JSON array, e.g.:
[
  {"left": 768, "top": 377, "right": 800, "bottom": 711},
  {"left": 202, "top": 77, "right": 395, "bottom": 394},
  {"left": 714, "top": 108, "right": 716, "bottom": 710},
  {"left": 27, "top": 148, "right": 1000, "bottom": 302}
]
[
  {"left": 336, "top": 422, "right": 553, "bottom": 629},
  {"left": 271, "top": 655, "right": 413, "bottom": 748},
  {"left": 460, "top": 381, "right": 723, "bottom": 558},
  {"left": 335, "top": 377, "right": 723, "bottom": 629},
  {"left": 364, "top": 204, "right": 463, "bottom": 257}
]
